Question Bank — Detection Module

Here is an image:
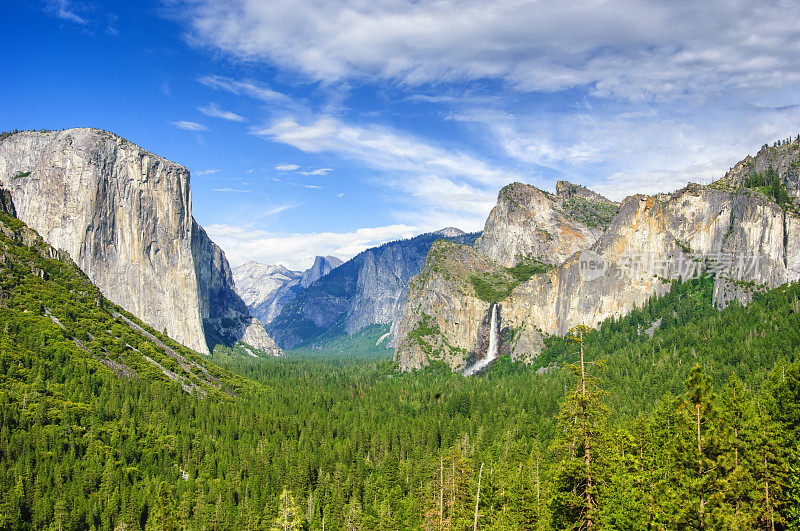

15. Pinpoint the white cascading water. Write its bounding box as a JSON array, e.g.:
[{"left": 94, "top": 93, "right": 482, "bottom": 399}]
[{"left": 464, "top": 304, "right": 499, "bottom": 376}]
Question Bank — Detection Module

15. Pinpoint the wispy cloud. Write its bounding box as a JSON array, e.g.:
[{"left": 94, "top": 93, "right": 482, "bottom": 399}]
[
  {"left": 299, "top": 168, "right": 332, "bottom": 176},
  {"left": 198, "top": 102, "right": 244, "bottom": 122},
  {"left": 255, "top": 116, "right": 514, "bottom": 186},
  {"left": 171, "top": 120, "right": 209, "bottom": 132},
  {"left": 173, "top": 0, "right": 800, "bottom": 263},
  {"left": 451, "top": 97, "right": 800, "bottom": 200},
  {"left": 205, "top": 223, "right": 420, "bottom": 269},
  {"left": 274, "top": 163, "right": 334, "bottom": 176},
  {"left": 44, "top": 0, "right": 87, "bottom": 24},
  {"left": 196, "top": 168, "right": 220, "bottom": 175},
  {"left": 213, "top": 187, "right": 249, "bottom": 193},
  {"left": 260, "top": 204, "right": 296, "bottom": 217},
  {"left": 253, "top": 114, "right": 514, "bottom": 230},
  {"left": 199, "top": 75, "right": 288, "bottom": 103}
]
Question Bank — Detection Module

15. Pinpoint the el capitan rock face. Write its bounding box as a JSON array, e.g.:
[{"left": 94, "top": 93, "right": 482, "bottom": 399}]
[
  {"left": 395, "top": 140, "right": 800, "bottom": 371},
  {"left": 0, "top": 128, "right": 281, "bottom": 356}
]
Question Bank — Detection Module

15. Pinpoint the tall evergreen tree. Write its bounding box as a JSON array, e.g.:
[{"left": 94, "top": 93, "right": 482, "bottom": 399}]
[{"left": 549, "top": 327, "right": 608, "bottom": 530}]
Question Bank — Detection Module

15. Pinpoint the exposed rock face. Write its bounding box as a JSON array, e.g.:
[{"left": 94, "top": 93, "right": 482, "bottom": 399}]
[
  {"left": 300, "top": 255, "right": 343, "bottom": 288},
  {"left": 0, "top": 128, "right": 281, "bottom": 356},
  {"left": 394, "top": 238, "right": 547, "bottom": 371},
  {"left": 501, "top": 185, "right": 800, "bottom": 337},
  {"left": 395, "top": 146, "right": 800, "bottom": 371},
  {"left": 436, "top": 227, "right": 467, "bottom": 238},
  {"left": 394, "top": 240, "right": 501, "bottom": 371},
  {"left": 474, "top": 182, "right": 617, "bottom": 267},
  {"left": 235, "top": 262, "right": 300, "bottom": 308},
  {"left": 191, "top": 221, "right": 283, "bottom": 356},
  {"left": 268, "top": 229, "right": 478, "bottom": 349},
  {"left": 233, "top": 256, "right": 341, "bottom": 325},
  {"left": 0, "top": 188, "right": 15, "bottom": 218}
]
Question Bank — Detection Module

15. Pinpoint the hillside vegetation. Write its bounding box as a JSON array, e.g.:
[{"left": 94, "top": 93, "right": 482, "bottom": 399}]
[{"left": 3, "top": 190, "right": 800, "bottom": 528}]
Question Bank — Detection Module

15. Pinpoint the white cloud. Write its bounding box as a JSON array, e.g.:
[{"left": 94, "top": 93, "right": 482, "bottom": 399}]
[
  {"left": 181, "top": 0, "right": 800, "bottom": 101},
  {"left": 253, "top": 114, "right": 516, "bottom": 229},
  {"left": 273, "top": 163, "right": 333, "bottom": 175},
  {"left": 452, "top": 97, "right": 800, "bottom": 200},
  {"left": 176, "top": 0, "right": 800, "bottom": 246},
  {"left": 198, "top": 102, "right": 245, "bottom": 122},
  {"left": 171, "top": 120, "right": 209, "bottom": 132},
  {"left": 260, "top": 204, "right": 296, "bottom": 217},
  {"left": 196, "top": 168, "right": 220, "bottom": 175},
  {"left": 299, "top": 168, "right": 332, "bottom": 176},
  {"left": 213, "top": 187, "right": 249, "bottom": 192},
  {"left": 45, "top": 0, "right": 87, "bottom": 24},
  {"left": 199, "top": 75, "right": 288, "bottom": 103},
  {"left": 205, "top": 223, "right": 420, "bottom": 269},
  {"left": 255, "top": 116, "right": 514, "bottom": 186}
]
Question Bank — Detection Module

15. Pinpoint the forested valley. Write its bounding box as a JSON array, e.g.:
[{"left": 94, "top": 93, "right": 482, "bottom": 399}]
[{"left": 1, "top": 192, "right": 800, "bottom": 529}]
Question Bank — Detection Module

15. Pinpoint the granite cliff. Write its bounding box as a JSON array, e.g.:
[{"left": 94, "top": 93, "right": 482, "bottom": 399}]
[
  {"left": 396, "top": 138, "right": 800, "bottom": 371},
  {"left": 0, "top": 128, "right": 281, "bottom": 356},
  {"left": 474, "top": 181, "right": 618, "bottom": 266},
  {"left": 233, "top": 255, "right": 342, "bottom": 325}
]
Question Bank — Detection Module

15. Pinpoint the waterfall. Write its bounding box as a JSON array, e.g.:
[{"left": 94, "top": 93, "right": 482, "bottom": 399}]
[{"left": 464, "top": 304, "right": 499, "bottom": 376}]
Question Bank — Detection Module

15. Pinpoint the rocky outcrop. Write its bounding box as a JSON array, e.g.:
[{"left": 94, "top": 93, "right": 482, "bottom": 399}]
[
  {"left": 0, "top": 188, "right": 15, "bottom": 218},
  {"left": 393, "top": 238, "right": 547, "bottom": 371},
  {"left": 191, "top": 221, "right": 283, "bottom": 356},
  {"left": 0, "top": 128, "right": 281, "bottom": 356},
  {"left": 394, "top": 240, "right": 502, "bottom": 371},
  {"left": 716, "top": 137, "right": 800, "bottom": 196},
  {"left": 268, "top": 229, "right": 477, "bottom": 349},
  {"left": 235, "top": 262, "right": 300, "bottom": 308},
  {"left": 233, "top": 256, "right": 341, "bottom": 325},
  {"left": 300, "top": 255, "right": 342, "bottom": 288},
  {"left": 501, "top": 185, "right": 800, "bottom": 336},
  {"left": 395, "top": 143, "right": 800, "bottom": 371},
  {"left": 473, "top": 182, "right": 617, "bottom": 267}
]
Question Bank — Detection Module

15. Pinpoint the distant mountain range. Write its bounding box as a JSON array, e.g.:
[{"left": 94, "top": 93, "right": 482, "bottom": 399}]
[
  {"left": 7, "top": 127, "right": 800, "bottom": 374},
  {"left": 263, "top": 228, "right": 479, "bottom": 349},
  {"left": 233, "top": 255, "right": 342, "bottom": 325}
]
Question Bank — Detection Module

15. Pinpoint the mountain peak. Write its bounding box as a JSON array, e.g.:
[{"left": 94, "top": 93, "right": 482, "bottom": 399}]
[
  {"left": 434, "top": 227, "right": 466, "bottom": 237},
  {"left": 555, "top": 180, "right": 617, "bottom": 205},
  {"left": 301, "top": 256, "right": 343, "bottom": 288},
  {"left": 475, "top": 181, "right": 609, "bottom": 267}
]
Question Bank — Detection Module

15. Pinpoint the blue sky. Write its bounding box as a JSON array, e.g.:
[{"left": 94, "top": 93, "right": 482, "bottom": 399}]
[{"left": 3, "top": 0, "right": 799, "bottom": 269}]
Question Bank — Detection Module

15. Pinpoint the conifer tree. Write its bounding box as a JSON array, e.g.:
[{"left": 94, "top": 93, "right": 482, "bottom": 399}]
[
  {"left": 271, "top": 487, "right": 304, "bottom": 531},
  {"left": 718, "top": 375, "right": 756, "bottom": 529},
  {"left": 549, "top": 327, "right": 608, "bottom": 530}
]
